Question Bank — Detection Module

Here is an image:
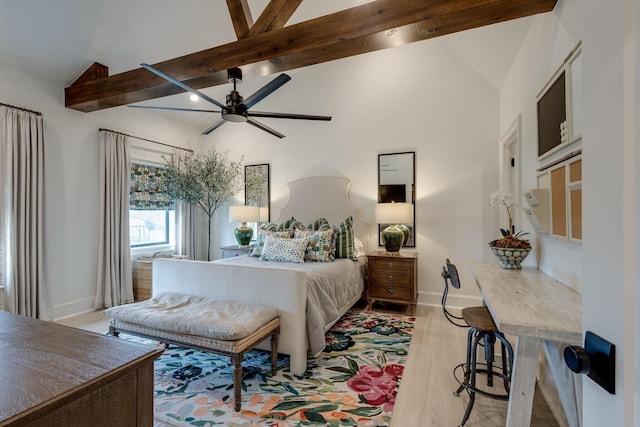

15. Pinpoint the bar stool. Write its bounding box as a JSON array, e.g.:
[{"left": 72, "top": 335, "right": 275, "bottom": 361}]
[{"left": 441, "top": 259, "right": 514, "bottom": 427}]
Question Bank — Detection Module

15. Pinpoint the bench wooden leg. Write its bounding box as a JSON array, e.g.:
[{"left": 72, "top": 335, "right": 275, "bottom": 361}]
[
  {"left": 231, "top": 352, "right": 243, "bottom": 412},
  {"left": 271, "top": 328, "right": 279, "bottom": 376}
]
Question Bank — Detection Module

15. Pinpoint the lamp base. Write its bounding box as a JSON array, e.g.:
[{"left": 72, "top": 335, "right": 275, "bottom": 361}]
[
  {"left": 235, "top": 223, "right": 253, "bottom": 246},
  {"left": 381, "top": 225, "right": 404, "bottom": 253}
]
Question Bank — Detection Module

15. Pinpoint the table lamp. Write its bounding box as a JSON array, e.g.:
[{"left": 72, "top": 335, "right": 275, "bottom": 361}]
[
  {"left": 229, "top": 205, "right": 259, "bottom": 246},
  {"left": 375, "top": 202, "right": 413, "bottom": 253}
]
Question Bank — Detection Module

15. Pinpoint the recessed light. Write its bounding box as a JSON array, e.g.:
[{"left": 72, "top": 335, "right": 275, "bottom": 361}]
[{"left": 189, "top": 94, "right": 199, "bottom": 102}]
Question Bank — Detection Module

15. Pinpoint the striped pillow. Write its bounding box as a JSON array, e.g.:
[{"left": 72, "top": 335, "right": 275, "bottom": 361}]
[
  {"left": 306, "top": 217, "right": 331, "bottom": 231},
  {"left": 334, "top": 216, "right": 357, "bottom": 260}
]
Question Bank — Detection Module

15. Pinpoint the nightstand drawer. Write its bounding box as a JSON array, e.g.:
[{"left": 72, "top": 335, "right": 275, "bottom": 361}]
[
  {"left": 370, "top": 284, "right": 412, "bottom": 301},
  {"left": 369, "top": 258, "right": 413, "bottom": 273},
  {"left": 370, "top": 270, "right": 411, "bottom": 286}
]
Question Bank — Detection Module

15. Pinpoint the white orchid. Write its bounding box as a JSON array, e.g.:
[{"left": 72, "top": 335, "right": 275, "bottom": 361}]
[{"left": 489, "top": 190, "right": 529, "bottom": 245}]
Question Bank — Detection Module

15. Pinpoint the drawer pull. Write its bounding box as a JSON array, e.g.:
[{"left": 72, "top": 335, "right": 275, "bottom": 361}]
[
  {"left": 387, "top": 287, "right": 394, "bottom": 295},
  {"left": 386, "top": 262, "right": 394, "bottom": 268},
  {"left": 387, "top": 275, "right": 394, "bottom": 281}
]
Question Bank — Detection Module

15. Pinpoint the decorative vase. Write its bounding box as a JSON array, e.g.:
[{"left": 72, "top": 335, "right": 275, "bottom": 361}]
[
  {"left": 235, "top": 223, "right": 253, "bottom": 246},
  {"left": 381, "top": 225, "right": 405, "bottom": 253},
  {"left": 489, "top": 242, "right": 531, "bottom": 269}
]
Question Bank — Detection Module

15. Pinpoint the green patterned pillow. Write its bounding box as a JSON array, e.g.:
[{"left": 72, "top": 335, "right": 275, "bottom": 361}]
[
  {"left": 260, "top": 236, "right": 310, "bottom": 263},
  {"left": 306, "top": 217, "right": 331, "bottom": 231},
  {"left": 260, "top": 222, "right": 279, "bottom": 232},
  {"left": 334, "top": 216, "right": 356, "bottom": 261},
  {"left": 277, "top": 216, "right": 305, "bottom": 231},
  {"left": 251, "top": 229, "right": 292, "bottom": 257},
  {"left": 294, "top": 228, "right": 336, "bottom": 262}
]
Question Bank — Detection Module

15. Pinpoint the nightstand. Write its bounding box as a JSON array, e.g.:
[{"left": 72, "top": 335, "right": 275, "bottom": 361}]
[
  {"left": 132, "top": 259, "right": 152, "bottom": 301},
  {"left": 367, "top": 251, "right": 418, "bottom": 315},
  {"left": 220, "top": 245, "right": 254, "bottom": 258}
]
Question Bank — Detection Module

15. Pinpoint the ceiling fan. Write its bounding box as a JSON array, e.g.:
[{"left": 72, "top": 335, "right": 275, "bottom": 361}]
[{"left": 129, "top": 64, "right": 332, "bottom": 138}]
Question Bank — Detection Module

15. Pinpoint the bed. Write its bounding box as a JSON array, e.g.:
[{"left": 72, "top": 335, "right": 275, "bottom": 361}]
[{"left": 150, "top": 176, "right": 370, "bottom": 375}]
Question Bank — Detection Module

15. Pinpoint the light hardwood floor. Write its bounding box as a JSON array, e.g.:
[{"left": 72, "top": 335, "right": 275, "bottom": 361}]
[{"left": 57, "top": 304, "right": 560, "bottom": 426}]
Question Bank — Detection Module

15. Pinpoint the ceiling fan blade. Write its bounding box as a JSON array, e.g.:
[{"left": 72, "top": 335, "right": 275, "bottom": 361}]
[
  {"left": 128, "top": 105, "right": 221, "bottom": 113},
  {"left": 243, "top": 74, "right": 291, "bottom": 110},
  {"left": 141, "top": 63, "right": 227, "bottom": 110},
  {"left": 202, "top": 119, "right": 227, "bottom": 135},
  {"left": 246, "top": 118, "right": 285, "bottom": 138},
  {"left": 247, "top": 111, "right": 332, "bottom": 121}
]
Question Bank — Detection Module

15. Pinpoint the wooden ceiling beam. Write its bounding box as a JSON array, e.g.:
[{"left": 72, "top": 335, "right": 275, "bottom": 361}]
[
  {"left": 226, "top": 0, "right": 253, "bottom": 39},
  {"left": 249, "top": 0, "right": 302, "bottom": 36},
  {"left": 65, "top": 0, "right": 557, "bottom": 112}
]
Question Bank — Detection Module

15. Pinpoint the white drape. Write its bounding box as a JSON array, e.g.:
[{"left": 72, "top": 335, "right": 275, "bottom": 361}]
[
  {"left": 95, "top": 130, "right": 133, "bottom": 308},
  {"left": 0, "top": 106, "right": 48, "bottom": 318},
  {"left": 176, "top": 200, "right": 199, "bottom": 260}
]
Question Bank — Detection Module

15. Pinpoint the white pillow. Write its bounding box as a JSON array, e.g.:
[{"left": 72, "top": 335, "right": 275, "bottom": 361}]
[
  {"left": 353, "top": 236, "right": 366, "bottom": 257},
  {"left": 260, "top": 235, "right": 310, "bottom": 263}
]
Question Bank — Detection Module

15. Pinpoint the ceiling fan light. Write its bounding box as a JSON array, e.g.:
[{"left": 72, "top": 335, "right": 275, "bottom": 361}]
[{"left": 222, "top": 112, "right": 247, "bottom": 123}]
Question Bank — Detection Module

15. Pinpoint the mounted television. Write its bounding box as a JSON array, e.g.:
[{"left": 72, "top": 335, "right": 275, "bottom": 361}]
[
  {"left": 379, "top": 184, "right": 406, "bottom": 203},
  {"left": 537, "top": 70, "right": 566, "bottom": 158}
]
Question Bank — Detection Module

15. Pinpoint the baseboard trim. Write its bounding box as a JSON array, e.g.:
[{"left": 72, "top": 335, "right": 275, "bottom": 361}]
[
  {"left": 417, "top": 291, "right": 483, "bottom": 310},
  {"left": 53, "top": 297, "right": 97, "bottom": 321}
]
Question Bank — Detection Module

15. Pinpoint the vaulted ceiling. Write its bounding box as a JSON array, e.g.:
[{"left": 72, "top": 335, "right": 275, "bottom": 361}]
[
  {"left": 0, "top": 0, "right": 557, "bottom": 114},
  {"left": 66, "top": 0, "right": 557, "bottom": 112}
]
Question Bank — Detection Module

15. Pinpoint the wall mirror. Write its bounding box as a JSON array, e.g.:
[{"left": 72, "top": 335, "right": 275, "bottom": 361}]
[
  {"left": 378, "top": 152, "right": 415, "bottom": 247},
  {"left": 244, "top": 163, "right": 270, "bottom": 224}
]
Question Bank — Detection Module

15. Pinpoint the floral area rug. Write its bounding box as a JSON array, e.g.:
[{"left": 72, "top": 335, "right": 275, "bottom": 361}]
[{"left": 148, "top": 309, "right": 415, "bottom": 427}]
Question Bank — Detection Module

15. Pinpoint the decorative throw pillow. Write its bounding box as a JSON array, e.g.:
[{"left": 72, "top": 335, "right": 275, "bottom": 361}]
[
  {"left": 294, "top": 228, "right": 336, "bottom": 262},
  {"left": 353, "top": 236, "right": 366, "bottom": 258},
  {"left": 334, "top": 216, "right": 357, "bottom": 261},
  {"left": 260, "top": 236, "right": 310, "bottom": 263},
  {"left": 260, "top": 222, "right": 279, "bottom": 232},
  {"left": 306, "top": 217, "right": 331, "bottom": 231},
  {"left": 276, "top": 216, "right": 305, "bottom": 231},
  {"left": 251, "top": 229, "right": 292, "bottom": 257}
]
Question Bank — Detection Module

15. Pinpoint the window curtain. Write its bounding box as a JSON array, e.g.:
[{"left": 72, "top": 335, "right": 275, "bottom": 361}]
[
  {"left": 95, "top": 130, "right": 133, "bottom": 308},
  {"left": 0, "top": 106, "right": 48, "bottom": 318},
  {"left": 176, "top": 200, "right": 199, "bottom": 259}
]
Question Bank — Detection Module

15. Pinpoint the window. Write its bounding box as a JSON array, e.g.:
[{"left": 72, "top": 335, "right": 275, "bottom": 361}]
[{"left": 129, "top": 163, "right": 176, "bottom": 248}]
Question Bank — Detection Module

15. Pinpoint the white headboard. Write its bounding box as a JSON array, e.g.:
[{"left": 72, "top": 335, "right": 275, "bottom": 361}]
[{"left": 272, "top": 176, "right": 371, "bottom": 253}]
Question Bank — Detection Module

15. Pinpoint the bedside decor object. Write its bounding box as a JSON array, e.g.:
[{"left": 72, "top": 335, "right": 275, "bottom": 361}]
[
  {"left": 375, "top": 202, "right": 413, "bottom": 253},
  {"left": 378, "top": 152, "right": 416, "bottom": 247},
  {"left": 488, "top": 191, "right": 532, "bottom": 269},
  {"left": 229, "top": 205, "right": 259, "bottom": 246}
]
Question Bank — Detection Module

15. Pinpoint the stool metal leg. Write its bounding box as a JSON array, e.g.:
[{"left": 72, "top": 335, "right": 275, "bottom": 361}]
[
  {"left": 455, "top": 327, "right": 476, "bottom": 396},
  {"left": 484, "top": 333, "right": 496, "bottom": 387},
  {"left": 459, "top": 329, "right": 485, "bottom": 426}
]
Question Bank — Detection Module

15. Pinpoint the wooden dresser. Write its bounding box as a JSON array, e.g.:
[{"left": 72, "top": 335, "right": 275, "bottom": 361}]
[
  {"left": 0, "top": 311, "right": 162, "bottom": 427},
  {"left": 367, "top": 251, "right": 418, "bottom": 315}
]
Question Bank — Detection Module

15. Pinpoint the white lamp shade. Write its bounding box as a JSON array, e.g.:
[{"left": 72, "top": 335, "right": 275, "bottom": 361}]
[
  {"left": 259, "top": 206, "right": 269, "bottom": 222},
  {"left": 375, "top": 202, "right": 413, "bottom": 224},
  {"left": 229, "top": 205, "right": 259, "bottom": 223}
]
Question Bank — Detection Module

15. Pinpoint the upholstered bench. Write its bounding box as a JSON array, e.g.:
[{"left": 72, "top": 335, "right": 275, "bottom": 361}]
[{"left": 104, "top": 292, "right": 280, "bottom": 411}]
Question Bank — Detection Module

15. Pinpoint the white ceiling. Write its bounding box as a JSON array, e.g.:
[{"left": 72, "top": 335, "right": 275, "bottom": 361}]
[{"left": 0, "top": 0, "right": 534, "bottom": 128}]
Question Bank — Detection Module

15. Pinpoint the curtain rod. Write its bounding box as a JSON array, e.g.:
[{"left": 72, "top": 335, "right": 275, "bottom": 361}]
[
  {"left": 99, "top": 128, "right": 193, "bottom": 153},
  {"left": 0, "top": 102, "right": 42, "bottom": 116}
]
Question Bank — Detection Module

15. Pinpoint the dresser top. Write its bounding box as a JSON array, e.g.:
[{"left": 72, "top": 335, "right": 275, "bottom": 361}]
[{"left": 368, "top": 250, "right": 418, "bottom": 259}]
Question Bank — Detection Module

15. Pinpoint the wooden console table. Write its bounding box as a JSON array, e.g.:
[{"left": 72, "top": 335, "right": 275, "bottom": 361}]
[
  {"left": 471, "top": 264, "right": 582, "bottom": 427},
  {"left": 0, "top": 311, "right": 163, "bottom": 426}
]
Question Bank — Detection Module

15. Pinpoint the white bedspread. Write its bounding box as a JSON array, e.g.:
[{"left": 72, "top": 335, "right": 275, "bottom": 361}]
[{"left": 214, "top": 256, "right": 366, "bottom": 355}]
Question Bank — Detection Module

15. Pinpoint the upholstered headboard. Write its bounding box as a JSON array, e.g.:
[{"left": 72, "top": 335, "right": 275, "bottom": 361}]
[{"left": 272, "top": 176, "right": 371, "bottom": 253}]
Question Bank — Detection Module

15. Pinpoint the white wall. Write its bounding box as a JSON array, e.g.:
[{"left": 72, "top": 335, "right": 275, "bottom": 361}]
[
  {"left": 500, "top": 0, "right": 583, "bottom": 289},
  {"left": 501, "top": 0, "right": 640, "bottom": 425},
  {"left": 0, "top": 59, "right": 201, "bottom": 319},
  {"left": 582, "top": 1, "right": 638, "bottom": 425},
  {"left": 204, "top": 38, "right": 500, "bottom": 308}
]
